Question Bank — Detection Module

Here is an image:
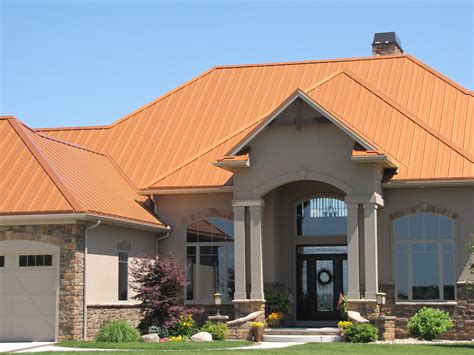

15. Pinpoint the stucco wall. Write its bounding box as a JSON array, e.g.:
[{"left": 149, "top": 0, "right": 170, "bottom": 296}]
[
  {"left": 377, "top": 186, "right": 474, "bottom": 284},
  {"left": 233, "top": 124, "right": 383, "bottom": 199},
  {"left": 86, "top": 224, "right": 156, "bottom": 304}
]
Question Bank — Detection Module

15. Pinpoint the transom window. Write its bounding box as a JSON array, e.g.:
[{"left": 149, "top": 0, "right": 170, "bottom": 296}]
[
  {"left": 394, "top": 213, "right": 455, "bottom": 301},
  {"left": 297, "top": 197, "right": 347, "bottom": 236},
  {"left": 186, "top": 217, "right": 234, "bottom": 302},
  {"left": 19, "top": 254, "right": 52, "bottom": 267}
]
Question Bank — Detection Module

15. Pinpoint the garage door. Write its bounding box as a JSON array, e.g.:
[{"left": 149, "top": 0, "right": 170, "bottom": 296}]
[{"left": 0, "top": 246, "right": 58, "bottom": 342}]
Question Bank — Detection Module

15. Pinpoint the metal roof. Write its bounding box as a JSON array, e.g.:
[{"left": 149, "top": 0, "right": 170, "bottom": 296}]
[
  {"left": 0, "top": 117, "right": 165, "bottom": 228},
  {"left": 24, "top": 54, "right": 474, "bottom": 191}
]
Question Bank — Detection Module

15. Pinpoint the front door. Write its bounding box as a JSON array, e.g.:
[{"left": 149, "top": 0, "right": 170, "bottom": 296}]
[{"left": 296, "top": 246, "right": 347, "bottom": 321}]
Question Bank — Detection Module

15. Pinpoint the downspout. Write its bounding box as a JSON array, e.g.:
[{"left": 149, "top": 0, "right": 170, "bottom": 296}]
[
  {"left": 155, "top": 226, "right": 171, "bottom": 254},
  {"left": 151, "top": 193, "right": 171, "bottom": 254},
  {"left": 83, "top": 220, "right": 101, "bottom": 341}
]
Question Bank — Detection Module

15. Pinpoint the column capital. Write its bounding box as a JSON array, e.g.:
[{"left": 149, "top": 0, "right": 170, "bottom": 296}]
[
  {"left": 345, "top": 193, "right": 384, "bottom": 207},
  {"left": 232, "top": 205, "right": 246, "bottom": 213},
  {"left": 232, "top": 199, "right": 265, "bottom": 207}
]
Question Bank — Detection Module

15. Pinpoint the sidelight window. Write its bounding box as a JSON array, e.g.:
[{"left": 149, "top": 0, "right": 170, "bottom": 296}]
[
  {"left": 297, "top": 197, "right": 347, "bottom": 236},
  {"left": 394, "top": 213, "right": 455, "bottom": 301},
  {"left": 186, "top": 217, "right": 234, "bottom": 302},
  {"left": 118, "top": 252, "right": 128, "bottom": 301}
]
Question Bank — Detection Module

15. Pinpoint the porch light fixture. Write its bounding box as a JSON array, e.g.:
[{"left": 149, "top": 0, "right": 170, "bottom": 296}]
[
  {"left": 376, "top": 292, "right": 386, "bottom": 317},
  {"left": 214, "top": 292, "right": 222, "bottom": 316}
]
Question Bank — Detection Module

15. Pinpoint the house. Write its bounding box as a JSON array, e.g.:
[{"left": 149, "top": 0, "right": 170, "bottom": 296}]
[{"left": 1, "top": 32, "right": 473, "bottom": 342}]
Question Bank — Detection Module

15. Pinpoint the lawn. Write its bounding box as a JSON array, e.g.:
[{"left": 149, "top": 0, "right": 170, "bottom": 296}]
[{"left": 45, "top": 342, "right": 474, "bottom": 354}]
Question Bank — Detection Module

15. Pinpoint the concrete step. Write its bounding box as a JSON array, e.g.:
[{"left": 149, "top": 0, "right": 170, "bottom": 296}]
[
  {"left": 263, "top": 327, "right": 341, "bottom": 342},
  {"left": 264, "top": 327, "right": 341, "bottom": 336},
  {"left": 263, "top": 334, "right": 342, "bottom": 343}
]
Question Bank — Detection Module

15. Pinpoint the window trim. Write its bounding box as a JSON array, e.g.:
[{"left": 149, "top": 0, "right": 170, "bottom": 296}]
[
  {"left": 392, "top": 212, "right": 457, "bottom": 302},
  {"left": 184, "top": 217, "right": 235, "bottom": 304},
  {"left": 118, "top": 252, "right": 129, "bottom": 301},
  {"left": 294, "top": 194, "right": 347, "bottom": 238}
]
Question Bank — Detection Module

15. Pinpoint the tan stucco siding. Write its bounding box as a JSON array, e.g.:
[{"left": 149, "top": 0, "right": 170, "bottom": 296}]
[
  {"left": 233, "top": 124, "right": 384, "bottom": 199},
  {"left": 86, "top": 224, "right": 156, "bottom": 304},
  {"left": 378, "top": 187, "right": 474, "bottom": 283}
]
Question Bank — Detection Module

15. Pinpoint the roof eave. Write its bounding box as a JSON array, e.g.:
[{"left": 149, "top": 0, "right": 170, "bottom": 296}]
[
  {"left": 0, "top": 213, "right": 168, "bottom": 232},
  {"left": 213, "top": 158, "right": 250, "bottom": 172},
  {"left": 350, "top": 154, "right": 398, "bottom": 169},
  {"left": 140, "top": 185, "right": 234, "bottom": 196},
  {"left": 382, "top": 179, "right": 474, "bottom": 189}
]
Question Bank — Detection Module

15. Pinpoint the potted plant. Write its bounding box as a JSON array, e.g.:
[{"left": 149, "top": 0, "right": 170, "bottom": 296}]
[
  {"left": 267, "top": 312, "right": 283, "bottom": 328},
  {"left": 250, "top": 321, "right": 264, "bottom": 342},
  {"left": 265, "top": 290, "right": 291, "bottom": 326}
]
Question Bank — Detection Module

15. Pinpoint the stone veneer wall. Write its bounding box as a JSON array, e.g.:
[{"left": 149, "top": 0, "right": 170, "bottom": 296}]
[
  {"left": 87, "top": 305, "right": 142, "bottom": 340},
  {"left": 350, "top": 283, "right": 474, "bottom": 340},
  {"left": 0, "top": 224, "right": 85, "bottom": 341}
]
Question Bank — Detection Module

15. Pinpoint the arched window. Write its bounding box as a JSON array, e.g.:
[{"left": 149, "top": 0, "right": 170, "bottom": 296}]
[
  {"left": 186, "top": 217, "right": 234, "bottom": 302},
  {"left": 296, "top": 197, "right": 347, "bottom": 236},
  {"left": 394, "top": 213, "right": 455, "bottom": 301}
]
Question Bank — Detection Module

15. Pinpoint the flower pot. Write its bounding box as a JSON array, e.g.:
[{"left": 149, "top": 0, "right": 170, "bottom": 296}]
[
  {"left": 267, "top": 318, "right": 282, "bottom": 328},
  {"left": 252, "top": 327, "right": 264, "bottom": 342}
]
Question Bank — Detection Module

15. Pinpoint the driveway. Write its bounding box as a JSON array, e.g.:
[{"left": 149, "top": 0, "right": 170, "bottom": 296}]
[{"left": 0, "top": 342, "right": 53, "bottom": 353}]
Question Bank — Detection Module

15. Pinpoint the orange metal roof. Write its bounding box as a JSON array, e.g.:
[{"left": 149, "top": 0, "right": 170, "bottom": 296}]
[
  {"left": 1, "top": 117, "right": 165, "bottom": 228},
  {"left": 37, "top": 54, "right": 474, "bottom": 190}
]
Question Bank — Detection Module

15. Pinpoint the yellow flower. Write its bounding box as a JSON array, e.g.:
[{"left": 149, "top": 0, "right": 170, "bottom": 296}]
[
  {"left": 267, "top": 312, "right": 283, "bottom": 321},
  {"left": 337, "top": 321, "right": 352, "bottom": 329},
  {"left": 168, "top": 335, "right": 183, "bottom": 342}
]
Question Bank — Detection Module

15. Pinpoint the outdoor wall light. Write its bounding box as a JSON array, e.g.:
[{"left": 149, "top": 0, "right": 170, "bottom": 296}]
[
  {"left": 214, "top": 292, "right": 222, "bottom": 316},
  {"left": 376, "top": 292, "right": 386, "bottom": 317}
]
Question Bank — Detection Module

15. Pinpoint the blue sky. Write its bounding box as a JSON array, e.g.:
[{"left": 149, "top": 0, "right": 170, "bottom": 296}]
[{"left": 1, "top": 0, "right": 473, "bottom": 128}]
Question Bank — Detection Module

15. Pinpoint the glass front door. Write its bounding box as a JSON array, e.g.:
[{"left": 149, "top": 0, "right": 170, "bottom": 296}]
[{"left": 296, "top": 246, "right": 347, "bottom": 321}]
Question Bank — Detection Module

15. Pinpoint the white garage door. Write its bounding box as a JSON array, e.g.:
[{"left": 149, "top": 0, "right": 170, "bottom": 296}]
[{"left": 0, "top": 243, "right": 58, "bottom": 342}]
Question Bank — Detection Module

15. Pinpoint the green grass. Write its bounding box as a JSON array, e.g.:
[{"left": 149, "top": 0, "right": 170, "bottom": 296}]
[
  {"left": 57, "top": 339, "right": 251, "bottom": 350},
  {"left": 39, "top": 342, "right": 474, "bottom": 354}
]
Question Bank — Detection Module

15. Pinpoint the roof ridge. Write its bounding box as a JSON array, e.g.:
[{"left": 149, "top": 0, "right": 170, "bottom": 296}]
[
  {"left": 7, "top": 118, "right": 86, "bottom": 212},
  {"left": 308, "top": 70, "right": 474, "bottom": 163},
  {"left": 29, "top": 124, "right": 108, "bottom": 156},
  {"left": 405, "top": 55, "right": 474, "bottom": 96},
  {"left": 213, "top": 54, "right": 408, "bottom": 69}
]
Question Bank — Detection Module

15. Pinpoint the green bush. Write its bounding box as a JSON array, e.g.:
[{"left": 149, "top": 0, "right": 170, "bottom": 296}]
[
  {"left": 95, "top": 319, "right": 141, "bottom": 343},
  {"left": 343, "top": 322, "right": 378, "bottom": 343},
  {"left": 200, "top": 321, "right": 228, "bottom": 340},
  {"left": 265, "top": 290, "right": 291, "bottom": 315},
  {"left": 408, "top": 307, "right": 453, "bottom": 340}
]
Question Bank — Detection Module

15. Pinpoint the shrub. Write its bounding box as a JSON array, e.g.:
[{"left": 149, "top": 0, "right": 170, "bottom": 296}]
[
  {"left": 408, "top": 307, "right": 453, "bottom": 340},
  {"left": 200, "top": 321, "right": 228, "bottom": 340},
  {"left": 129, "top": 253, "right": 201, "bottom": 332},
  {"left": 95, "top": 319, "right": 140, "bottom": 343},
  {"left": 265, "top": 290, "right": 291, "bottom": 315},
  {"left": 170, "top": 314, "right": 198, "bottom": 337},
  {"left": 342, "top": 322, "right": 378, "bottom": 343}
]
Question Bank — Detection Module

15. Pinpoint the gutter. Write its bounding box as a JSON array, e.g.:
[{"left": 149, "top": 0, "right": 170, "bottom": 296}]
[
  {"left": 0, "top": 213, "right": 167, "bottom": 232},
  {"left": 382, "top": 179, "right": 474, "bottom": 188},
  {"left": 83, "top": 220, "right": 101, "bottom": 340},
  {"left": 155, "top": 226, "right": 171, "bottom": 254}
]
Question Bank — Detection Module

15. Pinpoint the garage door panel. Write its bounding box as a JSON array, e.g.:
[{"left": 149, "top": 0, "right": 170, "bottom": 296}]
[
  {"left": 12, "top": 294, "right": 56, "bottom": 316},
  {"left": 14, "top": 272, "right": 56, "bottom": 293},
  {"left": 0, "top": 249, "right": 58, "bottom": 342}
]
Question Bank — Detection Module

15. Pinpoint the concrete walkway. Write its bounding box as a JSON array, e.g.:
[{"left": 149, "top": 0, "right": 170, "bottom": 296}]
[{"left": 8, "top": 341, "right": 305, "bottom": 352}]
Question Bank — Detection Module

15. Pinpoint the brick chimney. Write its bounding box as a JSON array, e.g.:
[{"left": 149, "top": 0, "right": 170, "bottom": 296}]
[{"left": 372, "top": 32, "right": 403, "bottom": 56}]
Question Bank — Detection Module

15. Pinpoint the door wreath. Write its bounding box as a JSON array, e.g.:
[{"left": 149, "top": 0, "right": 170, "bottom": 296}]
[{"left": 317, "top": 269, "right": 332, "bottom": 285}]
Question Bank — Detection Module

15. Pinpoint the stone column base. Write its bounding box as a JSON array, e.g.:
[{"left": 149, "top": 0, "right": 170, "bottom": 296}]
[
  {"left": 233, "top": 299, "right": 265, "bottom": 319},
  {"left": 368, "top": 315, "right": 396, "bottom": 341},
  {"left": 347, "top": 299, "right": 378, "bottom": 318},
  {"left": 208, "top": 315, "right": 229, "bottom": 324}
]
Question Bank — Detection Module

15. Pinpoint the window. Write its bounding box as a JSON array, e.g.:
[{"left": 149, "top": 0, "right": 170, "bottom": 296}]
[
  {"left": 118, "top": 252, "right": 128, "bottom": 301},
  {"left": 0, "top": 256, "right": 4, "bottom": 267},
  {"left": 19, "top": 254, "right": 52, "bottom": 267},
  {"left": 186, "top": 217, "right": 234, "bottom": 302},
  {"left": 394, "top": 213, "right": 455, "bottom": 301},
  {"left": 297, "top": 197, "right": 347, "bottom": 236}
]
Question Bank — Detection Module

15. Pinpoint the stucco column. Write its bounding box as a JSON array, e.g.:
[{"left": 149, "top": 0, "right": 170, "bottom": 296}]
[
  {"left": 346, "top": 203, "right": 360, "bottom": 299},
  {"left": 249, "top": 202, "right": 265, "bottom": 300},
  {"left": 233, "top": 205, "right": 247, "bottom": 300},
  {"left": 363, "top": 202, "right": 378, "bottom": 300}
]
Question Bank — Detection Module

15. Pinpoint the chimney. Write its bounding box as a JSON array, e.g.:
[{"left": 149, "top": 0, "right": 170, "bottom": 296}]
[{"left": 372, "top": 32, "right": 403, "bottom": 56}]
